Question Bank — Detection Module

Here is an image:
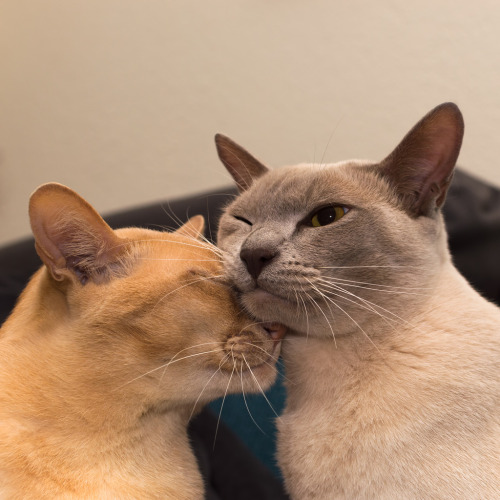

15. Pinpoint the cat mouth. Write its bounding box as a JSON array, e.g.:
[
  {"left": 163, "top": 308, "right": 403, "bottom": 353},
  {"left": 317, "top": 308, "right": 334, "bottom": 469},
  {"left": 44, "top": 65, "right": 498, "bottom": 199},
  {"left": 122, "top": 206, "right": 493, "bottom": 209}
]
[
  {"left": 237, "top": 287, "right": 304, "bottom": 331},
  {"left": 248, "top": 287, "right": 295, "bottom": 306},
  {"left": 261, "top": 321, "right": 287, "bottom": 342},
  {"left": 222, "top": 321, "right": 285, "bottom": 372},
  {"left": 242, "top": 340, "right": 283, "bottom": 371}
]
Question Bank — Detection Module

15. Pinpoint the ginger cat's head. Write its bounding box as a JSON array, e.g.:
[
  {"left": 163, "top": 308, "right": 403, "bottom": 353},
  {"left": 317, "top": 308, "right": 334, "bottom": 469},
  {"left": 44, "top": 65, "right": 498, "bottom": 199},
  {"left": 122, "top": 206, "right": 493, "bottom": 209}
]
[
  {"left": 215, "top": 103, "right": 464, "bottom": 339},
  {"left": 21, "top": 183, "right": 284, "bottom": 419}
]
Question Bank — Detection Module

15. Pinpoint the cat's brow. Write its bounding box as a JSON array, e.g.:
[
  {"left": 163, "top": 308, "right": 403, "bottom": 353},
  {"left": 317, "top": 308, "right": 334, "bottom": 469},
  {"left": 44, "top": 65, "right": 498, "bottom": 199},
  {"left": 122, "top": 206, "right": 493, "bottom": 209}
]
[{"left": 152, "top": 274, "right": 226, "bottom": 311}]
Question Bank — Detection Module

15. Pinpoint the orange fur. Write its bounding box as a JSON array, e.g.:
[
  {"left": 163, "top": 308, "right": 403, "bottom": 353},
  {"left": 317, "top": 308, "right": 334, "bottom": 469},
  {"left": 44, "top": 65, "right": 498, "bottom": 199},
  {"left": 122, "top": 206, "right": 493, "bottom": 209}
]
[{"left": 0, "top": 183, "right": 284, "bottom": 499}]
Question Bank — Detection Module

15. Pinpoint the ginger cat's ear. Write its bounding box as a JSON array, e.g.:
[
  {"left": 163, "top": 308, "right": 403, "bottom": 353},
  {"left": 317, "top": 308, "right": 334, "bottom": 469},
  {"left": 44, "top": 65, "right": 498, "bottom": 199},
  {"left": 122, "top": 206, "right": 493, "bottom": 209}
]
[
  {"left": 215, "top": 134, "right": 269, "bottom": 192},
  {"left": 29, "top": 183, "right": 128, "bottom": 284},
  {"left": 175, "top": 215, "right": 205, "bottom": 240},
  {"left": 379, "top": 102, "right": 464, "bottom": 217}
]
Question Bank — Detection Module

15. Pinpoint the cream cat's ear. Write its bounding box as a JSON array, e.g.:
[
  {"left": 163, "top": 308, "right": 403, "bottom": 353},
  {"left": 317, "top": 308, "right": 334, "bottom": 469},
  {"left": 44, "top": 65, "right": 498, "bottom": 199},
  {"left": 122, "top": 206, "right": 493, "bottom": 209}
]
[
  {"left": 175, "top": 215, "right": 205, "bottom": 240},
  {"left": 215, "top": 134, "right": 269, "bottom": 192},
  {"left": 379, "top": 102, "right": 464, "bottom": 217},
  {"left": 29, "top": 183, "right": 128, "bottom": 284}
]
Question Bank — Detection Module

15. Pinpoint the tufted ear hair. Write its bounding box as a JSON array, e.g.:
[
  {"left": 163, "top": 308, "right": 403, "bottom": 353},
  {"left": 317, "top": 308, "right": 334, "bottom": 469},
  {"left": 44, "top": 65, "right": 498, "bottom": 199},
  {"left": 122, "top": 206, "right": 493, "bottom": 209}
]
[
  {"left": 174, "top": 215, "right": 205, "bottom": 240},
  {"left": 215, "top": 134, "right": 269, "bottom": 192},
  {"left": 29, "top": 183, "right": 129, "bottom": 285},
  {"left": 379, "top": 102, "right": 464, "bottom": 217}
]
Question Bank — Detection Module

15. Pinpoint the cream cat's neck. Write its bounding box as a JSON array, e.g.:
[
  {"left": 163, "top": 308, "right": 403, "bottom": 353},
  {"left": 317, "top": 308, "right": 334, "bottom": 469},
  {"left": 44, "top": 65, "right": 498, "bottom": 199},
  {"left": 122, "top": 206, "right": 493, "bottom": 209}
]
[{"left": 278, "top": 261, "right": 500, "bottom": 498}]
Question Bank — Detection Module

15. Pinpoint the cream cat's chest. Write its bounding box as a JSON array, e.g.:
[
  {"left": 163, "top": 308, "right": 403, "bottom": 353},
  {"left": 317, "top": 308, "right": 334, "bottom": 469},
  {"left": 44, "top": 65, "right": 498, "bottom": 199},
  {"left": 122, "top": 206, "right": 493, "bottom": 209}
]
[
  {"left": 278, "top": 332, "right": 500, "bottom": 499},
  {"left": 277, "top": 393, "right": 413, "bottom": 499}
]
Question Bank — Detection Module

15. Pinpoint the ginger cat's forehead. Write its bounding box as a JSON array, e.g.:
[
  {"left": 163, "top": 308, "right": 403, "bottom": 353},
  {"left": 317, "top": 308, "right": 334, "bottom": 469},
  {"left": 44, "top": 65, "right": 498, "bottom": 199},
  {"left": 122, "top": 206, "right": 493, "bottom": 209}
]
[{"left": 117, "top": 227, "right": 220, "bottom": 262}]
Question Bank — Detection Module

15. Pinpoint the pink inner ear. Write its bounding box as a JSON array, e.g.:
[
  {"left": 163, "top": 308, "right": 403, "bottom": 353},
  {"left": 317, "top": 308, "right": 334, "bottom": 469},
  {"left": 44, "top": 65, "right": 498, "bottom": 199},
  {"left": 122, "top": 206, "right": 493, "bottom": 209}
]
[
  {"left": 380, "top": 103, "right": 464, "bottom": 216},
  {"left": 29, "top": 183, "right": 126, "bottom": 283},
  {"left": 175, "top": 215, "right": 205, "bottom": 240},
  {"left": 215, "top": 134, "right": 269, "bottom": 192}
]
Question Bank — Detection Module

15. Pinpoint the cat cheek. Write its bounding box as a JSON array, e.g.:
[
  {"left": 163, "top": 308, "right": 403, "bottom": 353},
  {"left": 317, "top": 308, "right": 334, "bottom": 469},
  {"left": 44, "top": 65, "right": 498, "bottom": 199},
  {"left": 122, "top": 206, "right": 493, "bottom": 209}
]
[
  {"left": 222, "top": 257, "right": 252, "bottom": 292},
  {"left": 218, "top": 226, "right": 245, "bottom": 249}
]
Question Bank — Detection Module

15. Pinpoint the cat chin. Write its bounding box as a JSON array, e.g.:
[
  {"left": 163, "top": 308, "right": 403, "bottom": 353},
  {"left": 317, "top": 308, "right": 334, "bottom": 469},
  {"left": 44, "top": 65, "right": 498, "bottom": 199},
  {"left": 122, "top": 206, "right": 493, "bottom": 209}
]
[
  {"left": 242, "top": 288, "right": 297, "bottom": 326},
  {"left": 246, "top": 361, "right": 279, "bottom": 387},
  {"left": 242, "top": 288, "right": 336, "bottom": 338},
  {"left": 229, "top": 361, "right": 279, "bottom": 394}
]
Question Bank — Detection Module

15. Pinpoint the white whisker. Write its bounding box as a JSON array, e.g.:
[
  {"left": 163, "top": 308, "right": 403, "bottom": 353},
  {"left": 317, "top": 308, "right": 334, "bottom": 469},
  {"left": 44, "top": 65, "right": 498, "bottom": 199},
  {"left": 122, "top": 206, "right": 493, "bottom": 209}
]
[
  {"left": 318, "top": 115, "right": 344, "bottom": 168},
  {"left": 317, "top": 265, "right": 419, "bottom": 270},
  {"left": 316, "top": 280, "right": 397, "bottom": 325},
  {"left": 158, "top": 201, "right": 225, "bottom": 252},
  {"left": 301, "top": 286, "right": 337, "bottom": 347},
  {"left": 213, "top": 353, "right": 236, "bottom": 449},
  {"left": 121, "top": 347, "right": 222, "bottom": 388},
  {"left": 294, "top": 281, "right": 311, "bottom": 340},
  {"left": 188, "top": 357, "right": 228, "bottom": 421},
  {"left": 307, "top": 279, "right": 385, "bottom": 358},
  {"left": 239, "top": 342, "right": 292, "bottom": 384},
  {"left": 319, "top": 276, "right": 428, "bottom": 295},
  {"left": 159, "top": 347, "right": 226, "bottom": 384},
  {"left": 242, "top": 355, "right": 281, "bottom": 421},
  {"left": 239, "top": 363, "right": 267, "bottom": 435},
  {"left": 138, "top": 258, "right": 221, "bottom": 263},
  {"left": 152, "top": 274, "right": 226, "bottom": 310},
  {"left": 317, "top": 279, "right": 423, "bottom": 332},
  {"left": 113, "top": 238, "right": 223, "bottom": 255}
]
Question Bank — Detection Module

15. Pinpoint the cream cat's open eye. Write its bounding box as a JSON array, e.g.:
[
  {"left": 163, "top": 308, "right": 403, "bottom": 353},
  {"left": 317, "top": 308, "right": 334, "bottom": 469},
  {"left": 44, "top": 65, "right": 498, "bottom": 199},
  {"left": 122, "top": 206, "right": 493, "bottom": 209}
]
[{"left": 310, "top": 206, "right": 349, "bottom": 227}]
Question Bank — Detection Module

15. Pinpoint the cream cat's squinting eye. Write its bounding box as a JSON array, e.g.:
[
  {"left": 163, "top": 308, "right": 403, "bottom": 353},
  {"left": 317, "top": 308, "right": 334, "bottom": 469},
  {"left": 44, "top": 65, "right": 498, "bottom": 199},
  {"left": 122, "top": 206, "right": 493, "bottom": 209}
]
[
  {"left": 234, "top": 215, "right": 253, "bottom": 225},
  {"left": 310, "top": 206, "right": 350, "bottom": 227}
]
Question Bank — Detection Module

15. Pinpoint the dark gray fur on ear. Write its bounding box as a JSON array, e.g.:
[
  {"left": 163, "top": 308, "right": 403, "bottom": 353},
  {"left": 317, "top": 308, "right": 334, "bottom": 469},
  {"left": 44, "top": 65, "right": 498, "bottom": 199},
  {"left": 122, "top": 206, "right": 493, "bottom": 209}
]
[
  {"left": 215, "top": 134, "right": 269, "bottom": 192},
  {"left": 379, "top": 102, "right": 464, "bottom": 217}
]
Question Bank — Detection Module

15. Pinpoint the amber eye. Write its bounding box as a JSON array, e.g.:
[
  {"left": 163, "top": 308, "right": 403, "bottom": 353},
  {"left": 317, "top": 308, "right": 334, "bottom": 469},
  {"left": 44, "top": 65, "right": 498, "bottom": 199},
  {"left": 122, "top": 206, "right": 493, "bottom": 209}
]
[{"left": 311, "top": 206, "right": 349, "bottom": 227}]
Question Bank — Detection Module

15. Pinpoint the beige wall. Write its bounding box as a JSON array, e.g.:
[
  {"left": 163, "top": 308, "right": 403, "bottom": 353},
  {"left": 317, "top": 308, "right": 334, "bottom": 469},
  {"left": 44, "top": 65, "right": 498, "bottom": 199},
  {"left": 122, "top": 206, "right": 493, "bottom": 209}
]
[{"left": 1, "top": 0, "right": 500, "bottom": 245}]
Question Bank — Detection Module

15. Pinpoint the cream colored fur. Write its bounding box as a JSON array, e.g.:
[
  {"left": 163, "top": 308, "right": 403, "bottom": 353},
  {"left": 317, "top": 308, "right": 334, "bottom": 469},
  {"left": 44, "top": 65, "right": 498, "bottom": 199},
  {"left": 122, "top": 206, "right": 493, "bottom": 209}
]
[
  {"left": 215, "top": 103, "right": 500, "bottom": 498},
  {"left": 0, "top": 183, "right": 283, "bottom": 499},
  {"left": 278, "top": 264, "right": 500, "bottom": 498}
]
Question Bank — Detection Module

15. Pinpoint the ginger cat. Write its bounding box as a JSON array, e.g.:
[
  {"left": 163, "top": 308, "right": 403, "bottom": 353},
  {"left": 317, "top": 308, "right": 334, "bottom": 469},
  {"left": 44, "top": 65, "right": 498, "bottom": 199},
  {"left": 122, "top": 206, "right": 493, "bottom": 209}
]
[
  {"left": 215, "top": 103, "right": 500, "bottom": 499},
  {"left": 0, "top": 183, "right": 284, "bottom": 499}
]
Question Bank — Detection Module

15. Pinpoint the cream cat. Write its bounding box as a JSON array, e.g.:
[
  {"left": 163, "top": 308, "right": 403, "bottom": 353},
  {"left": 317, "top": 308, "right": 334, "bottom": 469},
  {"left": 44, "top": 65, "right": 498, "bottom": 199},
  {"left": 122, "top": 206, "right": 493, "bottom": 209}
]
[
  {"left": 0, "top": 183, "right": 284, "bottom": 499},
  {"left": 215, "top": 103, "right": 500, "bottom": 499}
]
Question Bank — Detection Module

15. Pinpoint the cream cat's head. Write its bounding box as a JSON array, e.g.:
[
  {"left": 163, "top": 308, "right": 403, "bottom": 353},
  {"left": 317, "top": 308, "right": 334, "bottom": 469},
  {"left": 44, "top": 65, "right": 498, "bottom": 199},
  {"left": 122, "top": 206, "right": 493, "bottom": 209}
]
[
  {"left": 215, "top": 103, "right": 464, "bottom": 339},
  {"left": 25, "top": 183, "right": 284, "bottom": 415}
]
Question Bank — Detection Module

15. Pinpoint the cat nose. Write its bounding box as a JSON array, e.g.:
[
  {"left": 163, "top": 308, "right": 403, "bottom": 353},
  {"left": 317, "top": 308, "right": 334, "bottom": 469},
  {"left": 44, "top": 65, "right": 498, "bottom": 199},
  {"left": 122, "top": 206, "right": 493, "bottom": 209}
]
[{"left": 240, "top": 247, "right": 277, "bottom": 280}]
